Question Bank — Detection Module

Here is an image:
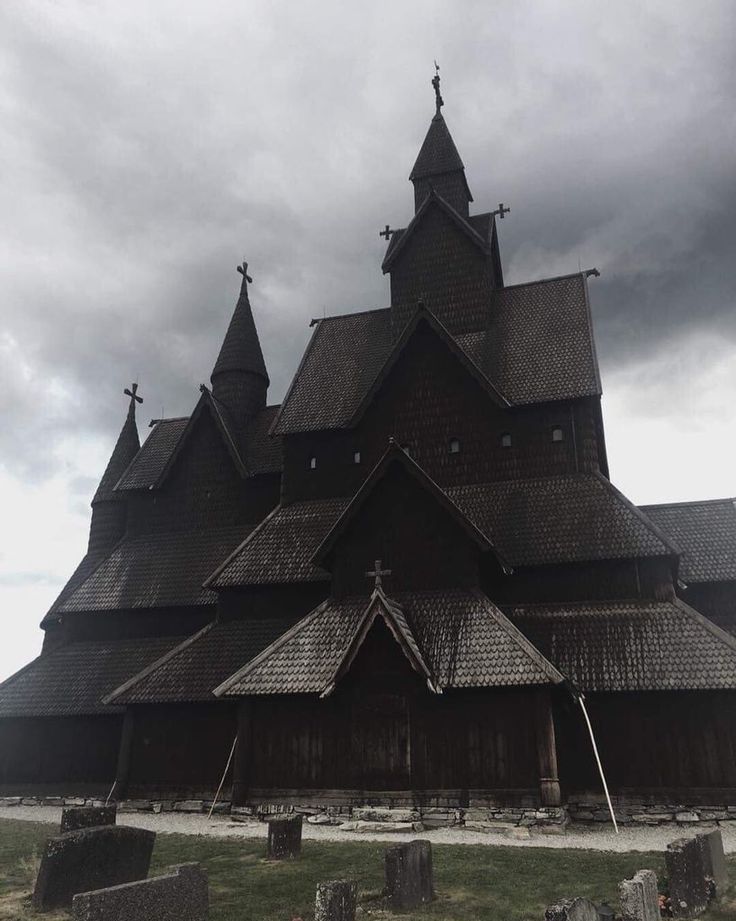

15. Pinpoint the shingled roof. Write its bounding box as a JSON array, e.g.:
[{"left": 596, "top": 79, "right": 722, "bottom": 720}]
[
  {"left": 509, "top": 598, "right": 736, "bottom": 691},
  {"left": 106, "top": 614, "right": 302, "bottom": 705},
  {"left": 0, "top": 636, "right": 184, "bottom": 717},
  {"left": 92, "top": 393, "right": 141, "bottom": 504},
  {"left": 272, "top": 273, "right": 600, "bottom": 435},
  {"left": 115, "top": 417, "right": 188, "bottom": 491},
  {"left": 215, "top": 588, "right": 563, "bottom": 697},
  {"left": 640, "top": 499, "right": 736, "bottom": 584},
  {"left": 211, "top": 271, "right": 269, "bottom": 384},
  {"left": 55, "top": 525, "right": 248, "bottom": 614},
  {"left": 410, "top": 113, "right": 466, "bottom": 180}
]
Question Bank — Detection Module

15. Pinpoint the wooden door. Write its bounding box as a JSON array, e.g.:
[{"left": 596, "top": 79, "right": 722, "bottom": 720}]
[{"left": 352, "top": 691, "right": 410, "bottom": 790}]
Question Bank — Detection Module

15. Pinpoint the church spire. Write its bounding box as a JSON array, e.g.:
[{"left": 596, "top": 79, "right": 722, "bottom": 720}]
[
  {"left": 210, "top": 262, "right": 269, "bottom": 430},
  {"left": 409, "top": 65, "right": 473, "bottom": 215}
]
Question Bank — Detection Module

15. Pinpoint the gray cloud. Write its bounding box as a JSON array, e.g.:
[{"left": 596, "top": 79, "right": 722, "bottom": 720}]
[{"left": 1, "top": 0, "right": 735, "bottom": 495}]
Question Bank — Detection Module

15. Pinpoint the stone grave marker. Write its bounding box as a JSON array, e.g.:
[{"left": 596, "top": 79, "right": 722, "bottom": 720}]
[
  {"left": 61, "top": 804, "right": 118, "bottom": 833},
  {"left": 665, "top": 836, "right": 710, "bottom": 918},
  {"left": 384, "top": 839, "right": 433, "bottom": 910},
  {"left": 619, "top": 869, "right": 659, "bottom": 921},
  {"left": 72, "top": 862, "right": 208, "bottom": 921},
  {"left": 314, "top": 879, "right": 357, "bottom": 921},
  {"left": 544, "top": 897, "right": 598, "bottom": 921},
  {"left": 696, "top": 829, "right": 728, "bottom": 896},
  {"left": 32, "top": 824, "right": 156, "bottom": 911},
  {"left": 267, "top": 813, "right": 303, "bottom": 859}
]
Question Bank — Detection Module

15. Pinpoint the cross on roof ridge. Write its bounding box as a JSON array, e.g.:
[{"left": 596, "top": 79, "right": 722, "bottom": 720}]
[
  {"left": 366, "top": 558, "right": 392, "bottom": 590},
  {"left": 124, "top": 382, "right": 143, "bottom": 406}
]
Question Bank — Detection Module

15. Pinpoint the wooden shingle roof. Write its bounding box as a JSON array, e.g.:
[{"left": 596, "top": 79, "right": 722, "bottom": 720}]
[
  {"left": 510, "top": 598, "right": 736, "bottom": 691},
  {"left": 0, "top": 636, "right": 184, "bottom": 717},
  {"left": 215, "top": 588, "right": 563, "bottom": 698},
  {"left": 115, "top": 417, "right": 188, "bottom": 491},
  {"left": 640, "top": 499, "right": 736, "bottom": 584},
  {"left": 410, "top": 113, "right": 466, "bottom": 181},
  {"left": 92, "top": 397, "right": 141, "bottom": 504}
]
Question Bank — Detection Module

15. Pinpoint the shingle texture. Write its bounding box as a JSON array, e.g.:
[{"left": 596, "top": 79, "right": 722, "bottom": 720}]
[
  {"left": 109, "top": 614, "right": 302, "bottom": 704},
  {"left": 0, "top": 636, "right": 183, "bottom": 717},
  {"left": 211, "top": 281, "right": 269, "bottom": 382},
  {"left": 273, "top": 274, "right": 600, "bottom": 434},
  {"left": 218, "top": 589, "right": 562, "bottom": 696},
  {"left": 244, "top": 405, "right": 282, "bottom": 475},
  {"left": 510, "top": 599, "right": 736, "bottom": 691},
  {"left": 640, "top": 499, "right": 736, "bottom": 583},
  {"left": 410, "top": 114, "right": 465, "bottom": 179},
  {"left": 93, "top": 404, "right": 140, "bottom": 503},
  {"left": 115, "top": 418, "right": 188, "bottom": 490},
  {"left": 58, "top": 526, "right": 248, "bottom": 612},
  {"left": 211, "top": 498, "right": 349, "bottom": 588},
  {"left": 448, "top": 474, "right": 672, "bottom": 566}
]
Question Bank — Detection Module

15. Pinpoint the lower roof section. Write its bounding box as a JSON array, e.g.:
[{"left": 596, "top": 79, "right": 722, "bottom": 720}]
[
  {"left": 215, "top": 588, "right": 564, "bottom": 698},
  {"left": 508, "top": 598, "right": 736, "bottom": 692},
  {"left": 0, "top": 636, "right": 185, "bottom": 718}
]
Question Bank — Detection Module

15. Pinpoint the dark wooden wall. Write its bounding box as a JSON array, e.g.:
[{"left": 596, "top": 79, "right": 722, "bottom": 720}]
[
  {"left": 683, "top": 582, "right": 736, "bottom": 637},
  {"left": 0, "top": 716, "right": 122, "bottom": 789},
  {"left": 127, "top": 703, "right": 236, "bottom": 798},
  {"left": 556, "top": 691, "right": 736, "bottom": 798}
]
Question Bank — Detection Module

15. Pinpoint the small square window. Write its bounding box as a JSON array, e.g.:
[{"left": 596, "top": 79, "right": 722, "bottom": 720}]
[
  {"left": 449, "top": 438, "right": 460, "bottom": 454},
  {"left": 353, "top": 451, "right": 361, "bottom": 464},
  {"left": 552, "top": 427, "right": 564, "bottom": 443},
  {"left": 501, "top": 433, "right": 512, "bottom": 448},
  {"left": 309, "top": 456, "right": 317, "bottom": 470}
]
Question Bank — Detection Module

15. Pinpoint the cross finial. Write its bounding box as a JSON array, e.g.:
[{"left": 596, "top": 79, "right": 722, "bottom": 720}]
[
  {"left": 379, "top": 224, "right": 395, "bottom": 241},
  {"left": 123, "top": 382, "right": 143, "bottom": 407},
  {"left": 492, "top": 203, "right": 511, "bottom": 220},
  {"left": 431, "top": 61, "right": 443, "bottom": 115},
  {"left": 236, "top": 261, "right": 253, "bottom": 284},
  {"left": 366, "top": 558, "right": 392, "bottom": 590}
]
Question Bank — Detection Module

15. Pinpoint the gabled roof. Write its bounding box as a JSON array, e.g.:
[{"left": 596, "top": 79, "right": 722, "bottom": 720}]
[
  {"left": 381, "top": 189, "right": 487, "bottom": 273},
  {"left": 115, "top": 417, "right": 189, "bottom": 491},
  {"left": 509, "top": 597, "right": 736, "bottom": 692},
  {"left": 211, "top": 272, "right": 269, "bottom": 384},
  {"left": 54, "top": 525, "right": 248, "bottom": 614},
  {"left": 410, "top": 113, "right": 466, "bottom": 181},
  {"left": 0, "top": 635, "right": 184, "bottom": 717},
  {"left": 214, "top": 588, "right": 563, "bottom": 698},
  {"left": 640, "top": 498, "right": 736, "bottom": 584},
  {"left": 92, "top": 395, "right": 141, "bottom": 504},
  {"left": 105, "top": 613, "right": 302, "bottom": 705},
  {"left": 312, "top": 442, "right": 505, "bottom": 568}
]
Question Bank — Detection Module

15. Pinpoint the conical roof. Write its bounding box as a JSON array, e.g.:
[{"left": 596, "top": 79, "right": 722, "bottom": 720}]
[
  {"left": 211, "top": 270, "right": 269, "bottom": 384},
  {"left": 92, "top": 389, "right": 141, "bottom": 504},
  {"left": 409, "top": 113, "right": 466, "bottom": 180}
]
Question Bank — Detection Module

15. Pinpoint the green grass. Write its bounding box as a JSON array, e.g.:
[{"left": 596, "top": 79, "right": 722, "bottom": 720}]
[{"left": 2, "top": 817, "right": 736, "bottom": 920}]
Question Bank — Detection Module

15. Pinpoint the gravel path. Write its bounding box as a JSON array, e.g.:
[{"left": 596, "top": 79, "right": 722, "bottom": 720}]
[{"left": 3, "top": 804, "right": 735, "bottom": 853}]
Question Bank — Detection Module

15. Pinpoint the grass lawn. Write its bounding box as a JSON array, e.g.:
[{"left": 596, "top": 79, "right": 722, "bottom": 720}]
[{"left": 2, "top": 818, "right": 736, "bottom": 920}]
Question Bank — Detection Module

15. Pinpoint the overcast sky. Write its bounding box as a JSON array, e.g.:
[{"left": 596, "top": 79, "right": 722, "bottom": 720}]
[{"left": 1, "top": 0, "right": 735, "bottom": 680}]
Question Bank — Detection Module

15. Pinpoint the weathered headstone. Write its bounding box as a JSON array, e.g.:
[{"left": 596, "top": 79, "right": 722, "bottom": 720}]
[
  {"left": 697, "top": 829, "right": 728, "bottom": 896},
  {"left": 72, "top": 863, "right": 208, "bottom": 921},
  {"left": 544, "top": 897, "right": 598, "bottom": 921},
  {"left": 61, "top": 804, "right": 117, "bottom": 833},
  {"left": 619, "top": 869, "right": 659, "bottom": 921},
  {"left": 32, "top": 825, "right": 156, "bottom": 911},
  {"left": 267, "top": 814, "right": 303, "bottom": 859},
  {"left": 384, "top": 839, "right": 433, "bottom": 910},
  {"left": 314, "top": 879, "right": 357, "bottom": 921},
  {"left": 665, "top": 836, "right": 710, "bottom": 918}
]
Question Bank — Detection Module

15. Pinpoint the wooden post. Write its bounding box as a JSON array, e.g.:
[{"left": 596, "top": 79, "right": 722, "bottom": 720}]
[
  {"left": 231, "top": 700, "right": 252, "bottom": 806},
  {"left": 535, "top": 688, "right": 561, "bottom": 807},
  {"left": 112, "top": 709, "right": 135, "bottom": 801}
]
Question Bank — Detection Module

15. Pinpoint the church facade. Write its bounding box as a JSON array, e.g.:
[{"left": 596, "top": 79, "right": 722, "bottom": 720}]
[{"left": 3, "top": 78, "right": 736, "bottom": 821}]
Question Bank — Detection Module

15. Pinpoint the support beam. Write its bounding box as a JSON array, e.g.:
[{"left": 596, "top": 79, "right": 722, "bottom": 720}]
[
  {"left": 534, "top": 688, "right": 561, "bottom": 806},
  {"left": 231, "top": 700, "right": 252, "bottom": 805},
  {"left": 112, "top": 709, "right": 135, "bottom": 801}
]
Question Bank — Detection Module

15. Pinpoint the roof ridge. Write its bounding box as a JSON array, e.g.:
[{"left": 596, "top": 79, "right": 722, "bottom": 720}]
[
  {"left": 310, "top": 306, "right": 391, "bottom": 325},
  {"left": 596, "top": 471, "right": 681, "bottom": 556},
  {"left": 640, "top": 497, "right": 736, "bottom": 510},
  {"left": 672, "top": 596, "right": 736, "bottom": 656},
  {"left": 499, "top": 271, "right": 594, "bottom": 291},
  {"left": 203, "top": 503, "right": 284, "bottom": 589}
]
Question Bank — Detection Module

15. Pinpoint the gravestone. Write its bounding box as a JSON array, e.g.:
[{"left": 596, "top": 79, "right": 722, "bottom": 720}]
[
  {"left": 61, "top": 804, "right": 117, "bottom": 833},
  {"left": 384, "top": 839, "right": 433, "bottom": 910},
  {"left": 314, "top": 879, "right": 357, "bottom": 921},
  {"left": 72, "top": 863, "right": 208, "bottom": 921},
  {"left": 544, "top": 897, "right": 598, "bottom": 921},
  {"left": 619, "top": 869, "right": 659, "bottom": 921},
  {"left": 32, "top": 824, "right": 156, "bottom": 911},
  {"left": 696, "top": 829, "right": 728, "bottom": 895},
  {"left": 665, "top": 836, "right": 710, "bottom": 918},
  {"left": 267, "top": 814, "right": 303, "bottom": 859}
]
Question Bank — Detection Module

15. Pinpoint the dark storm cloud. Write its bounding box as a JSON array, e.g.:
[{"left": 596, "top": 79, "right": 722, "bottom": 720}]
[{"left": 1, "top": 0, "right": 735, "bottom": 491}]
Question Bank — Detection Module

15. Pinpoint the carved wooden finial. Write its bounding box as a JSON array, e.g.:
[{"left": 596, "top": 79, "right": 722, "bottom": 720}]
[{"left": 432, "top": 61, "right": 444, "bottom": 115}]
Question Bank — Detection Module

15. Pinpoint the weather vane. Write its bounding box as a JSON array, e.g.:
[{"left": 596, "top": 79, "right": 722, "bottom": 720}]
[{"left": 432, "top": 61, "right": 444, "bottom": 115}]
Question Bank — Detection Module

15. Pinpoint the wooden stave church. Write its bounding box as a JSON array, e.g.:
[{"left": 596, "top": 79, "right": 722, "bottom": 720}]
[{"left": 3, "top": 79, "right": 736, "bottom": 812}]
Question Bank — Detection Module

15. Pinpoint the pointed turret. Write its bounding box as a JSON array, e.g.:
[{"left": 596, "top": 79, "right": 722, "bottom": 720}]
[
  {"left": 211, "top": 262, "right": 269, "bottom": 433},
  {"left": 88, "top": 384, "right": 141, "bottom": 557},
  {"left": 409, "top": 67, "right": 473, "bottom": 215}
]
